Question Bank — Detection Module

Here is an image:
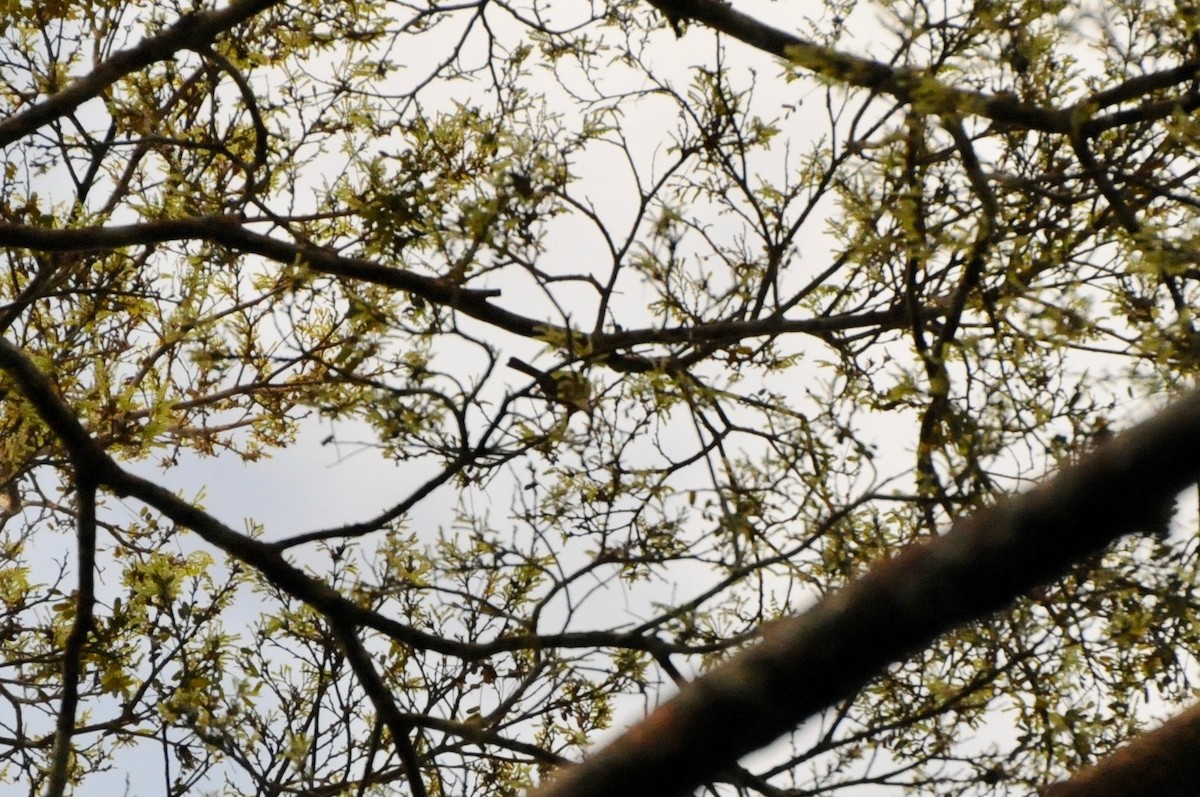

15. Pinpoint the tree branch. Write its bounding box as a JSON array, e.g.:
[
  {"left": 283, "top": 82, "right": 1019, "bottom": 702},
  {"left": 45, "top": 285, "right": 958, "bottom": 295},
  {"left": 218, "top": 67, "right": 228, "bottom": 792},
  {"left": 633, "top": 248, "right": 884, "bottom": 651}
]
[
  {"left": 0, "top": 337, "right": 746, "bottom": 667},
  {"left": 0, "top": 0, "right": 283, "bottom": 148},
  {"left": 331, "top": 625, "right": 429, "bottom": 797},
  {"left": 0, "top": 217, "right": 929, "bottom": 370},
  {"left": 643, "top": 0, "right": 1200, "bottom": 137},
  {"left": 530, "top": 388, "right": 1200, "bottom": 797},
  {"left": 1040, "top": 703, "right": 1200, "bottom": 797},
  {"left": 44, "top": 477, "right": 98, "bottom": 797}
]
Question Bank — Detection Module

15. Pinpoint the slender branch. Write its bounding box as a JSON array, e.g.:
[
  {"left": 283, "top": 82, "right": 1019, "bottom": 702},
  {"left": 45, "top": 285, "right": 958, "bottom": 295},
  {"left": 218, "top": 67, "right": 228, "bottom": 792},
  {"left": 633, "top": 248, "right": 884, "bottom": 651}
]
[
  {"left": 644, "top": 0, "right": 1200, "bottom": 138},
  {"left": 201, "top": 44, "right": 271, "bottom": 182},
  {"left": 270, "top": 453, "right": 471, "bottom": 550},
  {"left": 1069, "top": 111, "right": 1191, "bottom": 323},
  {"left": 0, "top": 217, "right": 932, "bottom": 370},
  {"left": 399, "top": 713, "right": 567, "bottom": 766},
  {"left": 45, "top": 477, "right": 98, "bottom": 797},
  {"left": 1068, "top": 125, "right": 1141, "bottom": 235},
  {"left": 529, "top": 388, "right": 1200, "bottom": 797}
]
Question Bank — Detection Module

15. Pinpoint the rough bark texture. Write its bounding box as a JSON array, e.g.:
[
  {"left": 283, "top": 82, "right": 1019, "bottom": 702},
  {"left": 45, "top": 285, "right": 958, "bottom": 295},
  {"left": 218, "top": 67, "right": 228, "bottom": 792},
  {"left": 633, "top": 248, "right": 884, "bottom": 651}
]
[
  {"left": 531, "top": 390, "right": 1200, "bottom": 797},
  {"left": 1041, "top": 703, "right": 1200, "bottom": 797}
]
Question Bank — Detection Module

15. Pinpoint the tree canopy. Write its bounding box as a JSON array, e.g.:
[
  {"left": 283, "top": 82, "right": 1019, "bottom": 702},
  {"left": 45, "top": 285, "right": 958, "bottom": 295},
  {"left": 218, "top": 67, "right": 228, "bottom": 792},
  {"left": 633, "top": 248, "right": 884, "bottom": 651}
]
[{"left": 2, "top": 0, "right": 1200, "bottom": 794}]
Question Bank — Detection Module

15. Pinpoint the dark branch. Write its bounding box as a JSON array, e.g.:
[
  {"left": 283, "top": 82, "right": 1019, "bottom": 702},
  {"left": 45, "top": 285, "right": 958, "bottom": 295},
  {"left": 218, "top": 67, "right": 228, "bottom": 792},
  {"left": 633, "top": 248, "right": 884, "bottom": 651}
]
[
  {"left": 0, "top": 0, "right": 283, "bottom": 148},
  {"left": 45, "top": 478, "right": 98, "bottom": 797},
  {"left": 332, "top": 625, "right": 429, "bottom": 797},
  {"left": 0, "top": 217, "right": 930, "bottom": 368},
  {"left": 642, "top": 0, "right": 1067, "bottom": 131},
  {"left": 643, "top": 0, "right": 1200, "bottom": 138},
  {"left": 0, "top": 338, "right": 745, "bottom": 664}
]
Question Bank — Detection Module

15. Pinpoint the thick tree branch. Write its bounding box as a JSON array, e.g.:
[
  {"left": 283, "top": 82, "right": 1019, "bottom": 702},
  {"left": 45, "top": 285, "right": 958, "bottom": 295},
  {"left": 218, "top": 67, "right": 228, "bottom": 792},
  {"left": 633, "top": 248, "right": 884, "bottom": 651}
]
[
  {"left": 0, "top": 0, "right": 282, "bottom": 148},
  {"left": 1040, "top": 703, "right": 1200, "bottom": 797},
  {"left": 529, "top": 389, "right": 1200, "bottom": 797}
]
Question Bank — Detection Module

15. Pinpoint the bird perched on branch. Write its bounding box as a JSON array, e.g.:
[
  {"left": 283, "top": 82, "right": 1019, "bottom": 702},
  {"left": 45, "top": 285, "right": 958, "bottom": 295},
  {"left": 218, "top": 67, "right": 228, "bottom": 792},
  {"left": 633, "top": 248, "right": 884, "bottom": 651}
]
[{"left": 507, "top": 357, "right": 593, "bottom": 416}]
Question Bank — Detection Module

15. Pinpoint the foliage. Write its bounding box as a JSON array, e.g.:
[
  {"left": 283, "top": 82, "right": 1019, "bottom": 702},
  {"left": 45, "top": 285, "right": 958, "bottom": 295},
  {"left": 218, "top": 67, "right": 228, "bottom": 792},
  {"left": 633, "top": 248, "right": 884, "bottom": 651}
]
[{"left": 0, "top": 0, "right": 1199, "bottom": 794}]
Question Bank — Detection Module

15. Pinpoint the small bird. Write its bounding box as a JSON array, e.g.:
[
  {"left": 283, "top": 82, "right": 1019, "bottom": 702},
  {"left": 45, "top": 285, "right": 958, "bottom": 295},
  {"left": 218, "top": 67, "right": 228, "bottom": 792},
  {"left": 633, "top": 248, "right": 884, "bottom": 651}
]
[
  {"left": 509, "top": 171, "right": 535, "bottom": 200},
  {"left": 508, "top": 357, "right": 592, "bottom": 415},
  {"left": 0, "top": 479, "right": 20, "bottom": 531}
]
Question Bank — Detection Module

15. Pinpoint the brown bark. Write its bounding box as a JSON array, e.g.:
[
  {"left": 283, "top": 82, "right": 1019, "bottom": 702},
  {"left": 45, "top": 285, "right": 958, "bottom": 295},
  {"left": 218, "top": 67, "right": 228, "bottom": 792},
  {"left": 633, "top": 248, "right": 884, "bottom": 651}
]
[
  {"left": 530, "top": 390, "right": 1200, "bottom": 797},
  {"left": 1041, "top": 703, "right": 1200, "bottom": 797}
]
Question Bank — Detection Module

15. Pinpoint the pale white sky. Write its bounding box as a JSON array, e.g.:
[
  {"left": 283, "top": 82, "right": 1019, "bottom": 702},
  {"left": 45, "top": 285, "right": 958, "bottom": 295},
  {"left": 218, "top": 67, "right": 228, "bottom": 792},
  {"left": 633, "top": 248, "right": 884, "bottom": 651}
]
[{"left": 10, "top": 0, "right": 1193, "bottom": 794}]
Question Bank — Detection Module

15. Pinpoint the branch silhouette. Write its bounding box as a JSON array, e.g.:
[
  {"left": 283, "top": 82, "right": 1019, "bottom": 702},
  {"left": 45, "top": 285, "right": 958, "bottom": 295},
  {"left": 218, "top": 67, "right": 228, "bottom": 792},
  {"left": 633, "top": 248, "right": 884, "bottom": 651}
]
[
  {"left": 0, "top": 0, "right": 283, "bottom": 148},
  {"left": 642, "top": 0, "right": 1200, "bottom": 137},
  {"left": 0, "top": 216, "right": 931, "bottom": 370}
]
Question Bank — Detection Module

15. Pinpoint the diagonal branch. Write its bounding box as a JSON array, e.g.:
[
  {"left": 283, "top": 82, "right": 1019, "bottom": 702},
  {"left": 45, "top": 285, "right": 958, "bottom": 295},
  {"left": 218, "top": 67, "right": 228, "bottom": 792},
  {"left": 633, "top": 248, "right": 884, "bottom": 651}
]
[
  {"left": 0, "top": 0, "right": 282, "bottom": 148},
  {"left": 529, "top": 388, "right": 1200, "bottom": 797},
  {"left": 643, "top": 0, "right": 1200, "bottom": 137},
  {"left": 0, "top": 337, "right": 745, "bottom": 667},
  {"left": 1040, "top": 702, "right": 1200, "bottom": 797},
  {"left": 0, "top": 336, "right": 480, "bottom": 657},
  {"left": 332, "top": 626, "right": 429, "bottom": 797},
  {"left": 644, "top": 0, "right": 1064, "bottom": 129}
]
